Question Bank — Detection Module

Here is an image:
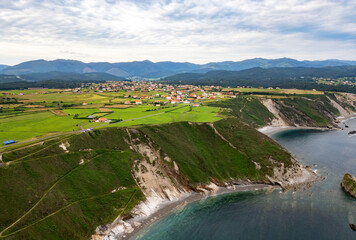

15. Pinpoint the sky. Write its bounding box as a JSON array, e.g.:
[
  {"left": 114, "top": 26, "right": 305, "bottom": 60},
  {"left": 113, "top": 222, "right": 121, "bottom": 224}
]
[{"left": 0, "top": 0, "right": 356, "bottom": 65}]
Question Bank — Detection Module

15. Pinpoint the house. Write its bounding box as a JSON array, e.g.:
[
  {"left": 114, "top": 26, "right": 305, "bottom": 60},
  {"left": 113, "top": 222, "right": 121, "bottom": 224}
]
[
  {"left": 192, "top": 103, "right": 200, "bottom": 107},
  {"left": 98, "top": 118, "right": 108, "bottom": 122},
  {"left": 124, "top": 101, "right": 131, "bottom": 105},
  {"left": 134, "top": 100, "right": 143, "bottom": 105}
]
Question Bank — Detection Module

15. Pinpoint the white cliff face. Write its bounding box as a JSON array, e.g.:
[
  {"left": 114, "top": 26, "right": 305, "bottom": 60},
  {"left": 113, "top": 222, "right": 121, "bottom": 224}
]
[
  {"left": 326, "top": 96, "right": 350, "bottom": 118},
  {"left": 335, "top": 93, "right": 356, "bottom": 116},
  {"left": 93, "top": 130, "right": 190, "bottom": 240},
  {"left": 261, "top": 98, "right": 288, "bottom": 127},
  {"left": 132, "top": 143, "right": 186, "bottom": 200}
]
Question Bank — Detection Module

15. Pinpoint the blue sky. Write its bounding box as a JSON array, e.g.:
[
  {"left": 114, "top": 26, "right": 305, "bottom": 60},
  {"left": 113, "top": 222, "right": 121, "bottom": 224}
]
[{"left": 0, "top": 0, "right": 355, "bottom": 65}]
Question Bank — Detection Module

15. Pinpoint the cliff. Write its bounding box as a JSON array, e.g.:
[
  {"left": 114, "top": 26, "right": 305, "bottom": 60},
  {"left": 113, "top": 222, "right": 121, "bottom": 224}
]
[
  {"left": 341, "top": 173, "right": 356, "bottom": 199},
  {"left": 210, "top": 92, "right": 356, "bottom": 128},
  {"left": 0, "top": 118, "right": 315, "bottom": 240}
]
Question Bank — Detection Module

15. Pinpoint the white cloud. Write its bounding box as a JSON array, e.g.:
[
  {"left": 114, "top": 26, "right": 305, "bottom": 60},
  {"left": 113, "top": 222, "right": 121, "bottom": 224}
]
[{"left": 0, "top": 0, "right": 355, "bottom": 65}]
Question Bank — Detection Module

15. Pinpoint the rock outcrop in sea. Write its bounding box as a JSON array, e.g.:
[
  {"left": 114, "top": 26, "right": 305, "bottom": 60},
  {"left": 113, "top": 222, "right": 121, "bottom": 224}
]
[{"left": 341, "top": 173, "right": 356, "bottom": 198}]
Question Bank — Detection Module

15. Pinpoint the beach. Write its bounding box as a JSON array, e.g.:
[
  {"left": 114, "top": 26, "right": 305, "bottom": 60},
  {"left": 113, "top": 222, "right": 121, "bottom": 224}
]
[
  {"left": 258, "top": 126, "right": 330, "bottom": 137},
  {"left": 110, "top": 184, "right": 279, "bottom": 240}
]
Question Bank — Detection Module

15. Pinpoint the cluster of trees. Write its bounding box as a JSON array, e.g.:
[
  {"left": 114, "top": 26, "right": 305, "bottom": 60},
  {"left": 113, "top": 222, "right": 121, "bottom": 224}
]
[
  {"left": 0, "top": 97, "right": 19, "bottom": 104},
  {"left": 0, "top": 80, "right": 100, "bottom": 90}
]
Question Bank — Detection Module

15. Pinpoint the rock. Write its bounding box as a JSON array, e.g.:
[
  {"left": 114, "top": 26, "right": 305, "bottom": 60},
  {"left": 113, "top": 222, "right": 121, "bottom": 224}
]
[
  {"left": 341, "top": 173, "right": 356, "bottom": 198},
  {"left": 348, "top": 130, "right": 356, "bottom": 135},
  {"left": 349, "top": 224, "right": 356, "bottom": 232}
]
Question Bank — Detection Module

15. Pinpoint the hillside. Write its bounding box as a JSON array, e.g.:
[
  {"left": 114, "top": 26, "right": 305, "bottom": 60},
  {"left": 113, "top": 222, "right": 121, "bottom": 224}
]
[
  {"left": 0, "top": 118, "right": 312, "bottom": 239},
  {"left": 209, "top": 92, "right": 355, "bottom": 128},
  {"left": 2, "top": 58, "right": 356, "bottom": 78},
  {"left": 164, "top": 66, "right": 356, "bottom": 93},
  {"left": 0, "top": 72, "right": 126, "bottom": 89},
  {"left": 0, "top": 75, "right": 23, "bottom": 84},
  {"left": 0, "top": 65, "right": 9, "bottom": 72}
]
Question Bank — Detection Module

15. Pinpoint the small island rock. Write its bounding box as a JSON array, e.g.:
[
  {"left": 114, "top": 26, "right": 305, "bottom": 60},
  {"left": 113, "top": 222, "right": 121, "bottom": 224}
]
[{"left": 341, "top": 173, "right": 356, "bottom": 198}]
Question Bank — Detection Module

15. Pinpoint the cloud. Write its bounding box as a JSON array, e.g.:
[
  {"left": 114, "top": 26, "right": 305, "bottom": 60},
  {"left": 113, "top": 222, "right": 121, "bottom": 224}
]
[{"left": 0, "top": 0, "right": 355, "bottom": 65}]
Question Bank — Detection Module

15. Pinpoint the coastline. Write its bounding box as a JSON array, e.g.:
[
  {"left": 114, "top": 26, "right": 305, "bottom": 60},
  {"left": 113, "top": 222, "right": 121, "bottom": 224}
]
[
  {"left": 258, "top": 126, "right": 330, "bottom": 137},
  {"left": 127, "top": 184, "right": 278, "bottom": 240},
  {"left": 338, "top": 113, "right": 356, "bottom": 123},
  {"left": 96, "top": 184, "right": 279, "bottom": 240},
  {"left": 96, "top": 121, "right": 333, "bottom": 240},
  {"left": 258, "top": 112, "right": 356, "bottom": 137}
]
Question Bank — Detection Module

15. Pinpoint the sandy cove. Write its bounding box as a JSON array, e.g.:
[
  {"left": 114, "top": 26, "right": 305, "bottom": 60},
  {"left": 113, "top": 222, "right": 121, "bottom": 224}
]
[
  {"left": 258, "top": 126, "right": 331, "bottom": 137},
  {"left": 258, "top": 112, "right": 356, "bottom": 137},
  {"left": 96, "top": 184, "right": 279, "bottom": 240}
]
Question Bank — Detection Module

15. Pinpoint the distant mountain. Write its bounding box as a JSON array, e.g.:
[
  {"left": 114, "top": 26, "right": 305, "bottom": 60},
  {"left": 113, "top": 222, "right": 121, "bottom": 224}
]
[
  {"left": 0, "top": 65, "right": 9, "bottom": 71},
  {"left": 165, "top": 65, "right": 356, "bottom": 82},
  {"left": 0, "top": 75, "right": 24, "bottom": 84},
  {"left": 20, "top": 71, "right": 125, "bottom": 81},
  {"left": 0, "top": 59, "right": 92, "bottom": 75},
  {"left": 2, "top": 58, "right": 356, "bottom": 78},
  {"left": 0, "top": 71, "right": 125, "bottom": 84}
]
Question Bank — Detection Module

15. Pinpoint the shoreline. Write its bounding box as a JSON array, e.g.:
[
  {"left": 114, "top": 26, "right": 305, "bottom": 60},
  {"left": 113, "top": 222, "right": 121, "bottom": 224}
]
[
  {"left": 258, "top": 126, "right": 330, "bottom": 137},
  {"left": 337, "top": 113, "right": 356, "bottom": 123},
  {"left": 258, "top": 113, "right": 356, "bottom": 137},
  {"left": 99, "top": 184, "right": 279, "bottom": 240}
]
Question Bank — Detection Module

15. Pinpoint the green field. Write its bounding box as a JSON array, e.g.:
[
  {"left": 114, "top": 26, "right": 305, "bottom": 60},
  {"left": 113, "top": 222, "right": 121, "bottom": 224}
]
[
  {"left": 0, "top": 86, "right": 340, "bottom": 147},
  {"left": 0, "top": 104, "right": 221, "bottom": 146},
  {"left": 222, "top": 87, "right": 324, "bottom": 95},
  {"left": 0, "top": 111, "right": 84, "bottom": 143}
]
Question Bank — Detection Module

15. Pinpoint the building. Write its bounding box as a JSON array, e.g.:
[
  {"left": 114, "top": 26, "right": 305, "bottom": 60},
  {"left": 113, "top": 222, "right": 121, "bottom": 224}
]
[{"left": 98, "top": 118, "right": 108, "bottom": 122}]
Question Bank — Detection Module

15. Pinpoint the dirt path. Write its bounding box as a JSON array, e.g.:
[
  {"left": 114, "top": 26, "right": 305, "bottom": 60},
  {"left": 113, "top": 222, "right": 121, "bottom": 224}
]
[
  {"left": 0, "top": 189, "right": 137, "bottom": 238},
  {"left": 0, "top": 153, "right": 103, "bottom": 237}
]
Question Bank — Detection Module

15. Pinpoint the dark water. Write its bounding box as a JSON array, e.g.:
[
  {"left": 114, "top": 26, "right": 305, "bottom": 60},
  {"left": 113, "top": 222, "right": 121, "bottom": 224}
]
[{"left": 133, "top": 119, "right": 356, "bottom": 240}]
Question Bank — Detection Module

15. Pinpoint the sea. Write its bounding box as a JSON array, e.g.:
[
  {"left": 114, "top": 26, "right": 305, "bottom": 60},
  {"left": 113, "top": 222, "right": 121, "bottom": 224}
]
[{"left": 132, "top": 118, "right": 356, "bottom": 240}]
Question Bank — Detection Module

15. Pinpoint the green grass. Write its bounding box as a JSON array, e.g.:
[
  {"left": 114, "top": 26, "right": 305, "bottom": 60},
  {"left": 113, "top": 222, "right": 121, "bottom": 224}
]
[
  {"left": 0, "top": 129, "right": 144, "bottom": 239},
  {"left": 0, "top": 118, "right": 295, "bottom": 239},
  {"left": 274, "top": 95, "right": 338, "bottom": 127},
  {"left": 109, "top": 106, "right": 221, "bottom": 127},
  {"left": 62, "top": 108, "right": 99, "bottom": 118},
  {"left": 213, "top": 118, "right": 292, "bottom": 168},
  {"left": 105, "top": 105, "right": 173, "bottom": 120},
  {"left": 139, "top": 118, "right": 291, "bottom": 184},
  {"left": 222, "top": 87, "right": 324, "bottom": 95},
  {"left": 209, "top": 96, "right": 275, "bottom": 127},
  {"left": 17, "top": 92, "right": 110, "bottom": 105},
  {"left": 0, "top": 111, "right": 86, "bottom": 143}
]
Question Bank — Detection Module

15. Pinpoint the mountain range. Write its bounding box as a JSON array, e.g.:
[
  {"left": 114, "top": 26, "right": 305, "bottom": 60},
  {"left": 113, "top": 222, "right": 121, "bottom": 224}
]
[
  {"left": 1, "top": 58, "right": 356, "bottom": 79},
  {"left": 0, "top": 72, "right": 125, "bottom": 84}
]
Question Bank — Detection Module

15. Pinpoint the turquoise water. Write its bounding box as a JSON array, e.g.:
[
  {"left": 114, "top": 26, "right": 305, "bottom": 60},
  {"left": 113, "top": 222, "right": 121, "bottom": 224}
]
[{"left": 133, "top": 119, "right": 356, "bottom": 240}]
